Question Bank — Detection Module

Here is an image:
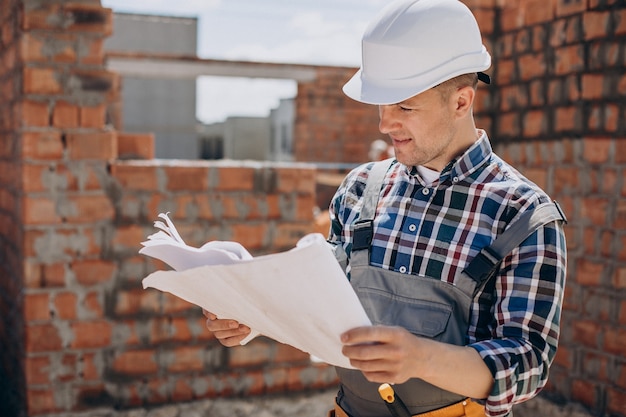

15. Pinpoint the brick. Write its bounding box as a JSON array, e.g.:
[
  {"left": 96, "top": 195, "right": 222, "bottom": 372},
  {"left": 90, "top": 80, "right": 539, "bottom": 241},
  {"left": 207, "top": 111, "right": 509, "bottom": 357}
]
[
  {"left": 554, "top": 166, "right": 580, "bottom": 195},
  {"left": 518, "top": 53, "right": 546, "bottom": 80},
  {"left": 556, "top": 0, "right": 588, "bottom": 17},
  {"left": 614, "top": 267, "right": 626, "bottom": 289},
  {"left": 276, "top": 167, "right": 316, "bottom": 194},
  {"left": 500, "top": 85, "right": 529, "bottom": 112},
  {"left": 617, "top": 138, "right": 626, "bottom": 164},
  {"left": 110, "top": 163, "right": 160, "bottom": 191},
  {"left": 71, "top": 259, "right": 116, "bottom": 286},
  {"left": 52, "top": 101, "right": 79, "bottom": 128},
  {"left": 576, "top": 259, "right": 605, "bottom": 286},
  {"left": 57, "top": 353, "right": 78, "bottom": 382},
  {"left": 66, "top": 131, "right": 117, "bottom": 160},
  {"left": 616, "top": 200, "right": 626, "bottom": 229},
  {"left": 78, "top": 104, "right": 106, "bottom": 128},
  {"left": 524, "top": 0, "right": 556, "bottom": 25},
  {"left": 275, "top": 343, "right": 311, "bottom": 363},
  {"left": 571, "top": 379, "right": 596, "bottom": 409},
  {"left": 20, "top": 33, "right": 45, "bottom": 62},
  {"left": 573, "top": 319, "right": 603, "bottom": 350},
  {"left": 617, "top": 9, "right": 626, "bottom": 35},
  {"left": 117, "top": 132, "right": 155, "bottom": 160},
  {"left": 229, "top": 223, "right": 269, "bottom": 250},
  {"left": 26, "top": 355, "right": 51, "bottom": 385},
  {"left": 213, "top": 166, "right": 256, "bottom": 191},
  {"left": 172, "top": 379, "right": 194, "bottom": 403},
  {"left": 114, "top": 288, "right": 160, "bottom": 316},
  {"left": 70, "top": 321, "right": 112, "bottom": 348},
  {"left": 229, "top": 339, "right": 273, "bottom": 367},
  {"left": 63, "top": 194, "right": 115, "bottom": 223},
  {"left": 83, "top": 291, "right": 104, "bottom": 318},
  {"left": 554, "top": 45, "right": 585, "bottom": 75},
  {"left": 23, "top": 67, "right": 62, "bottom": 94},
  {"left": 21, "top": 100, "right": 49, "bottom": 127},
  {"left": 112, "top": 224, "right": 146, "bottom": 253},
  {"left": 522, "top": 110, "right": 546, "bottom": 137},
  {"left": 82, "top": 353, "right": 101, "bottom": 380},
  {"left": 27, "top": 388, "right": 58, "bottom": 415},
  {"left": 582, "top": 197, "right": 610, "bottom": 227},
  {"left": 581, "top": 74, "right": 606, "bottom": 100},
  {"left": 22, "top": 196, "right": 62, "bottom": 224},
  {"left": 500, "top": 7, "right": 525, "bottom": 31},
  {"left": 24, "top": 292, "right": 51, "bottom": 321},
  {"left": 166, "top": 346, "right": 205, "bottom": 373},
  {"left": 151, "top": 317, "right": 193, "bottom": 344},
  {"left": 165, "top": 165, "right": 210, "bottom": 191},
  {"left": 26, "top": 323, "right": 63, "bottom": 352},
  {"left": 582, "top": 137, "right": 612, "bottom": 164},
  {"left": 22, "top": 163, "right": 48, "bottom": 192},
  {"left": 605, "top": 328, "right": 626, "bottom": 356},
  {"left": 589, "top": 41, "right": 620, "bottom": 70},
  {"left": 273, "top": 223, "right": 313, "bottom": 250},
  {"left": 53, "top": 292, "right": 78, "bottom": 320},
  {"left": 589, "top": 104, "right": 619, "bottom": 132},
  {"left": 112, "top": 349, "right": 158, "bottom": 376},
  {"left": 553, "top": 345, "right": 573, "bottom": 369},
  {"left": 79, "top": 38, "right": 104, "bottom": 65},
  {"left": 583, "top": 11, "right": 612, "bottom": 40},
  {"left": 607, "top": 387, "right": 626, "bottom": 416},
  {"left": 23, "top": 261, "right": 66, "bottom": 288},
  {"left": 555, "top": 106, "right": 581, "bottom": 132},
  {"left": 162, "top": 292, "right": 195, "bottom": 314},
  {"left": 21, "top": 131, "right": 64, "bottom": 160}
]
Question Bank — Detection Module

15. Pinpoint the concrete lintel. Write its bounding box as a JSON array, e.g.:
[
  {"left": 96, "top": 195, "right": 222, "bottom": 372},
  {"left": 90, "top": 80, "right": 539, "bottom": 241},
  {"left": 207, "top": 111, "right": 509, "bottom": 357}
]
[{"left": 106, "top": 53, "right": 320, "bottom": 82}]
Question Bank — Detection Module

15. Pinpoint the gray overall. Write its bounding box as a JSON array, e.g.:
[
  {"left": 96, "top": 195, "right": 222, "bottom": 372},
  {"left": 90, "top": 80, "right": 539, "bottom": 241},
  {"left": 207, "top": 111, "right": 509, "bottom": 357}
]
[{"left": 333, "top": 159, "right": 567, "bottom": 417}]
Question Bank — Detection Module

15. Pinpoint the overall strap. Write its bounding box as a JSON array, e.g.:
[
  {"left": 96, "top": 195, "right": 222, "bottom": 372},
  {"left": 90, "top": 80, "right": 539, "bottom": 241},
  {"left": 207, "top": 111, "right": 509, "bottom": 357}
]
[
  {"left": 352, "top": 158, "right": 395, "bottom": 252},
  {"left": 462, "top": 200, "right": 567, "bottom": 296}
]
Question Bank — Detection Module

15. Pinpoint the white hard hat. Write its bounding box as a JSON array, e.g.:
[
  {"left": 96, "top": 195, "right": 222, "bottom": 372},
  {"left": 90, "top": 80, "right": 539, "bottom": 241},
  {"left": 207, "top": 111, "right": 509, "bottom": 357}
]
[{"left": 343, "top": 0, "right": 491, "bottom": 105}]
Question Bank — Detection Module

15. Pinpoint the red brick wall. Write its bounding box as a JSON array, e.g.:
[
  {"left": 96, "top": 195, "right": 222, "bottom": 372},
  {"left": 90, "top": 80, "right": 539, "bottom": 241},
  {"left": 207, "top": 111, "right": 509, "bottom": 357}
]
[
  {"left": 2, "top": 0, "right": 625, "bottom": 416},
  {"left": 294, "top": 67, "right": 381, "bottom": 164},
  {"left": 0, "top": 0, "right": 27, "bottom": 415},
  {"left": 9, "top": 1, "right": 329, "bottom": 415},
  {"left": 467, "top": 0, "right": 626, "bottom": 415}
]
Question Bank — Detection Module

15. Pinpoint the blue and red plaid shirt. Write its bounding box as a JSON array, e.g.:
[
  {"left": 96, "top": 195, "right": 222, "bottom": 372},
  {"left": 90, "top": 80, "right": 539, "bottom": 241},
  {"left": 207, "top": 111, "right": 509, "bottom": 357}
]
[{"left": 328, "top": 132, "right": 567, "bottom": 417}]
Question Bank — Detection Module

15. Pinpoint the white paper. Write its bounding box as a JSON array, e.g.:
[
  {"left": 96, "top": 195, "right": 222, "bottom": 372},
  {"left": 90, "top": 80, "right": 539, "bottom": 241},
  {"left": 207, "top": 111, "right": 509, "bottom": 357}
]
[{"left": 139, "top": 213, "right": 372, "bottom": 369}]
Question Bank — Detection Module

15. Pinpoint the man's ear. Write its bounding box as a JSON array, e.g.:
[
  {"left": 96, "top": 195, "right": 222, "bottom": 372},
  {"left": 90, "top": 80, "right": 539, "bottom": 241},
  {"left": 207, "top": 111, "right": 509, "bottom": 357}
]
[{"left": 453, "top": 86, "right": 475, "bottom": 117}]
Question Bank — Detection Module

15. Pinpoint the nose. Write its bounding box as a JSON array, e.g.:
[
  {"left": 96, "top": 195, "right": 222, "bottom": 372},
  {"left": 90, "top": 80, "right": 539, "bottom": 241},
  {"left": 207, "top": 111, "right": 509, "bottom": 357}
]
[{"left": 378, "top": 105, "right": 400, "bottom": 134}]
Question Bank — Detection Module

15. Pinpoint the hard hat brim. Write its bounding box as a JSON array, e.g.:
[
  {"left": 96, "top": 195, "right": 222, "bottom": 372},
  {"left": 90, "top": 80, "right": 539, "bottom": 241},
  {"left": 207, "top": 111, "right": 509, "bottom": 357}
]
[{"left": 342, "top": 50, "right": 491, "bottom": 105}]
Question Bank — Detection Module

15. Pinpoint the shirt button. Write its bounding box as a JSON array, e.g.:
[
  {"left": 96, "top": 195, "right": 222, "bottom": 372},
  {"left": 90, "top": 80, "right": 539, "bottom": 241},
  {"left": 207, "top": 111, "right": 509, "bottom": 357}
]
[
  {"left": 422, "top": 188, "right": 430, "bottom": 195},
  {"left": 408, "top": 224, "right": 417, "bottom": 232},
  {"left": 452, "top": 177, "right": 459, "bottom": 183},
  {"left": 399, "top": 266, "right": 407, "bottom": 273}
]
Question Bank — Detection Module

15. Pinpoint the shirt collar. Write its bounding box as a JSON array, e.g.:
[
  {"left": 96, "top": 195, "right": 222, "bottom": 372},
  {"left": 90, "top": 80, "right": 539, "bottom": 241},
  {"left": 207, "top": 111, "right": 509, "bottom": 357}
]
[{"left": 403, "top": 130, "right": 492, "bottom": 185}]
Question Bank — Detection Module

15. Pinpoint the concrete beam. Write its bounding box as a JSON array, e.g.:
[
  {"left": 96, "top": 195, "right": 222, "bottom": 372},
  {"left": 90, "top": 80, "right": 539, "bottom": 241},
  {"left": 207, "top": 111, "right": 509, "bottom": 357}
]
[{"left": 105, "top": 51, "right": 330, "bottom": 81}]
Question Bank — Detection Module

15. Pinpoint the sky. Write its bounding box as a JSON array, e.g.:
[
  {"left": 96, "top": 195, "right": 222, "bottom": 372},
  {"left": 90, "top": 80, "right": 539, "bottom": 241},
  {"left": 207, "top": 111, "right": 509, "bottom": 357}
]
[{"left": 101, "top": 0, "right": 389, "bottom": 124}]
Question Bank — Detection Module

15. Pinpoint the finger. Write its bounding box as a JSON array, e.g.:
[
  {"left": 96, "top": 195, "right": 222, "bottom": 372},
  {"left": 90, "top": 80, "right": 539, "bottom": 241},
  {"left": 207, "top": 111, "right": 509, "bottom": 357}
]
[
  {"left": 206, "top": 318, "right": 240, "bottom": 332},
  {"left": 341, "top": 326, "right": 396, "bottom": 345},
  {"left": 214, "top": 325, "right": 251, "bottom": 346},
  {"left": 342, "top": 341, "right": 394, "bottom": 361},
  {"left": 201, "top": 309, "right": 216, "bottom": 319}
]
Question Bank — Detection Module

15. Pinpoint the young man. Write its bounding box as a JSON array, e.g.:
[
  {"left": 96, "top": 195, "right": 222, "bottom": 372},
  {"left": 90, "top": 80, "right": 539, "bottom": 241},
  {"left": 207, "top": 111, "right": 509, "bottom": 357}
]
[{"left": 205, "top": 1, "right": 567, "bottom": 416}]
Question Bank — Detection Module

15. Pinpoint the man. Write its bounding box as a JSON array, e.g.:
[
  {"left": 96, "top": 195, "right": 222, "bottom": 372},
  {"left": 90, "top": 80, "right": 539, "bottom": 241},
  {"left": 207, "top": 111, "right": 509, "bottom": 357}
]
[{"left": 205, "top": 1, "right": 567, "bottom": 416}]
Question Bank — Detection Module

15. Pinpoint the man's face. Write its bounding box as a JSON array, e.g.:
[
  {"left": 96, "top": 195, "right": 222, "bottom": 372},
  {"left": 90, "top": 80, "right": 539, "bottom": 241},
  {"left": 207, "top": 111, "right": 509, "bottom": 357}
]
[{"left": 378, "top": 87, "right": 458, "bottom": 171}]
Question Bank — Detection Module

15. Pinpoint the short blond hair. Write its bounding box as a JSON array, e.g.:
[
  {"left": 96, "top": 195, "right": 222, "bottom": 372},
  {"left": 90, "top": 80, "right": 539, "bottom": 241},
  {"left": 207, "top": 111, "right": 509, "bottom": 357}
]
[{"left": 434, "top": 73, "right": 479, "bottom": 101}]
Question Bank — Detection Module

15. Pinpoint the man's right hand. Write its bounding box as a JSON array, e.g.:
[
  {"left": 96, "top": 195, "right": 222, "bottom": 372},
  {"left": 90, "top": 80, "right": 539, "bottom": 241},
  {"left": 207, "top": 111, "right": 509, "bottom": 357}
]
[{"left": 202, "top": 309, "right": 252, "bottom": 347}]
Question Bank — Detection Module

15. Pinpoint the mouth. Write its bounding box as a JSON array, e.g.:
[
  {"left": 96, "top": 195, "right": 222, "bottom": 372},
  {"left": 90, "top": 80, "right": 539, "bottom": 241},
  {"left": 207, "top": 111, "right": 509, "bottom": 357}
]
[{"left": 390, "top": 136, "right": 412, "bottom": 146}]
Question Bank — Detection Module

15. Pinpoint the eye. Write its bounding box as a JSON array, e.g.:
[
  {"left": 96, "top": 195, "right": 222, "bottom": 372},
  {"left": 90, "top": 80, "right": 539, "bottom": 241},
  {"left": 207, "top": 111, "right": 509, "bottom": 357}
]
[{"left": 398, "top": 105, "right": 413, "bottom": 112}]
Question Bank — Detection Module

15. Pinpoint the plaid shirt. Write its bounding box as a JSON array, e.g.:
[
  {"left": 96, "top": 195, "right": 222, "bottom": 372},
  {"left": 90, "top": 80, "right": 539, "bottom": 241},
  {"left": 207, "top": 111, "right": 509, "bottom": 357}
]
[{"left": 328, "top": 132, "right": 567, "bottom": 417}]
